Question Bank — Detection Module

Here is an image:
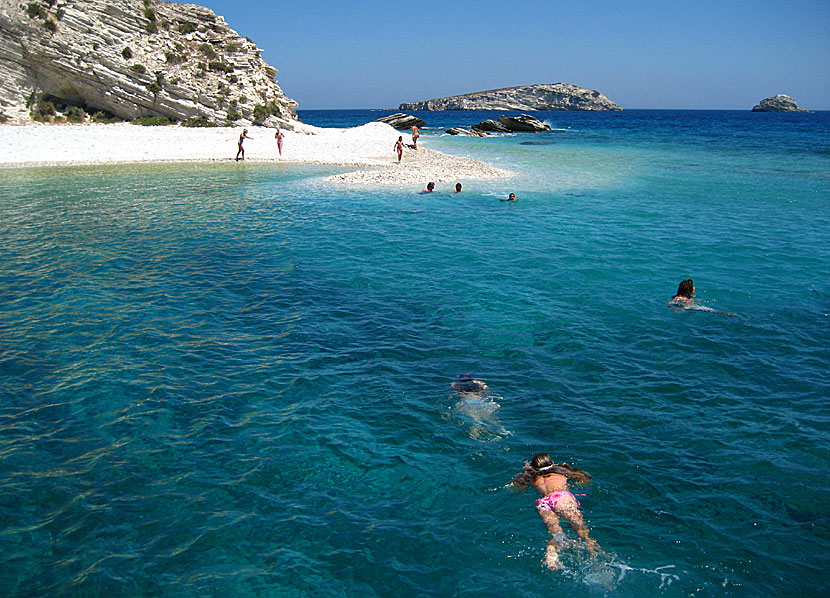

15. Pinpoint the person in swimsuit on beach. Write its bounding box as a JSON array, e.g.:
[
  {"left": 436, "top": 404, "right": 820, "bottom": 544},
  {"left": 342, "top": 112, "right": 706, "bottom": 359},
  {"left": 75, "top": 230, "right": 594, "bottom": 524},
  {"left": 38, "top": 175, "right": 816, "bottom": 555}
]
[
  {"left": 275, "top": 128, "right": 285, "bottom": 157},
  {"left": 412, "top": 125, "right": 420, "bottom": 149},
  {"left": 453, "top": 183, "right": 462, "bottom": 193},
  {"left": 394, "top": 136, "right": 404, "bottom": 162},
  {"left": 511, "top": 453, "right": 601, "bottom": 570},
  {"left": 420, "top": 182, "right": 435, "bottom": 193},
  {"left": 236, "top": 129, "right": 252, "bottom": 161},
  {"left": 669, "top": 279, "right": 695, "bottom": 307},
  {"left": 500, "top": 193, "right": 518, "bottom": 201}
]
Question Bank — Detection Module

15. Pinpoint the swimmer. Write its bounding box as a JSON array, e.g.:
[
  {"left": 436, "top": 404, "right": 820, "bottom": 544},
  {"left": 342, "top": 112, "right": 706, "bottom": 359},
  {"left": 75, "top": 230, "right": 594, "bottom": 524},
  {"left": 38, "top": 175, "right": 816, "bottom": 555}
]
[
  {"left": 394, "top": 136, "right": 404, "bottom": 162},
  {"left": 500, "top": 193, "right": 518, "bottom": 201},
  {"left": 412, "top": 125, "right": 420, "bottom": 149},
  {"left": 453, "top": 183, "right": 462, "bottom": 193},
  {"left": 275, "top": 127, "right": 284, "bottom": 157},
  {"left": 511, "top": 453, "right": 601, "bottom": 570},
  {"left": 420, "top": 182, "right": 435, "bottom": 193},
  {"left": 236, "top": 128, "right": 252, "bottom": 161},
  {"left": 669, "top": 279, "right": 695, "bottom": 306},
  {"left": 451, "top": 373, "right": 489, "bottom": 395}
]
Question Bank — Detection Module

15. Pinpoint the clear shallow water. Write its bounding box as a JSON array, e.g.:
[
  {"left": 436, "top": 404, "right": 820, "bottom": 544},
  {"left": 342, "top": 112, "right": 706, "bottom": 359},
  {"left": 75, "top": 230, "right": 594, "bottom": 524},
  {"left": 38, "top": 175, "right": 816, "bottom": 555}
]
[{"left": 1, "top": 111, "right": 829, "bottom": 597}]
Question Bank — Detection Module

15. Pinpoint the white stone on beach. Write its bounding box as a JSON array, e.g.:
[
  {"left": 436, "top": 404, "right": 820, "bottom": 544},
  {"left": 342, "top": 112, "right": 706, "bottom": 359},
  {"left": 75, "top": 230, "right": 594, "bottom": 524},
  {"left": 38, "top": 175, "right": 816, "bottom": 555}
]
[{"left": 0, "top": 121, "right": 515, "bottom": 185}]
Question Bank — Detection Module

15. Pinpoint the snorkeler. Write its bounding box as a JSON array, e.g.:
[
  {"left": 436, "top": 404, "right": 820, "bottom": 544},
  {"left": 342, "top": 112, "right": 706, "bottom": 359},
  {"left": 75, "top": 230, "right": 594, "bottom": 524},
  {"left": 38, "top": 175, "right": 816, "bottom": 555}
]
[
  {"left": 451, "top": 373, "right": 489, "bottom": 395},
  {"left": 669, "top": 279, "right": 695, "bottom": 306},
  {"left": 511, "top": 453, "right": 601, "bottom": 570}
]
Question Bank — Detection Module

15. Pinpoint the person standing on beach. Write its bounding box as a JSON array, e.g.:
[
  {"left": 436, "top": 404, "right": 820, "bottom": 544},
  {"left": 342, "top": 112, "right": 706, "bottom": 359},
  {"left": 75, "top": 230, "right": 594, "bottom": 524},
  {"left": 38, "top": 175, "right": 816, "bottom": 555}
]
[
  {"left": 236, "top": 129, "right": 252, "bottom": 161},
  {"left": 412, "top": 125, "right": 420, "bottom": 149},
  {"left": 394, "top": 136, "right": 404, "bottom": 162},
  {"left": 275, "top": 128, "right": 284, "bottom": 157}
]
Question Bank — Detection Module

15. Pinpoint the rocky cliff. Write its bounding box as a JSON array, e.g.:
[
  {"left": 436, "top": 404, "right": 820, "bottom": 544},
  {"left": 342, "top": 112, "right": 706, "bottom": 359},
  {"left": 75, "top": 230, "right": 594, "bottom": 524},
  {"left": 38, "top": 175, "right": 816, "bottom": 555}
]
[
  {"left": 751, "top": 94, "right": 808, "bottom": 112},
  {"left": 399, "top": 83, "right": 622, "bottom": 111},
  {"left": 0, "top": 0, "right": 299, "bottom": 127}
]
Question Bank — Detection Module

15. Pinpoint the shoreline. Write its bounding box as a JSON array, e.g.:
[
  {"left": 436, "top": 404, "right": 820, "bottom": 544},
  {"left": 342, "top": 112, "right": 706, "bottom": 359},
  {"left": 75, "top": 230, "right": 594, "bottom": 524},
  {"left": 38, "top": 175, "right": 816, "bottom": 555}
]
[{"left": 0, "top": 121, "right": 515, "bottom": 184}]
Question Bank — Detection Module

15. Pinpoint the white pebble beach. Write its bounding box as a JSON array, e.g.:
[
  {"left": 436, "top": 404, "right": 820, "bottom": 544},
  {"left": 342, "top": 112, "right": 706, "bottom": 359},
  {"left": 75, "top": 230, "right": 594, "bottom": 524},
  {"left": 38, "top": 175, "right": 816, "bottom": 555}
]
[{"left": 0, "top": 121, "right": 515, "bottom": 185}]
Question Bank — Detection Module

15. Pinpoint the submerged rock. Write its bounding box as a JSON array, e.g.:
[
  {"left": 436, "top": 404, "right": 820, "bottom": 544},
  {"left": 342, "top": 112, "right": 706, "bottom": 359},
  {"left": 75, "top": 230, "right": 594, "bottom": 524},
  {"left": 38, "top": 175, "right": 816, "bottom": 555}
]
[
  {"left": 375, "top": 112, "right": 426, "bottom": 129},
  {"left": 752, "top": 95, "right": 809, "bottom": 112},
  {"left": 0, "top": 0, "right": 299, "bottom": 127},
  {"left": 400, "top": 83, "right": 622, "bottom": 111}
]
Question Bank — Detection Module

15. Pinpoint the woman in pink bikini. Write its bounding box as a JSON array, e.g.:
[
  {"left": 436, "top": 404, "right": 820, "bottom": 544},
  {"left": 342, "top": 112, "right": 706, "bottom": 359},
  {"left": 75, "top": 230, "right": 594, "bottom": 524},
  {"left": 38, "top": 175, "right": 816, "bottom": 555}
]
[{"left": 511, "top": 453, "right": 601, "bottom": 569}]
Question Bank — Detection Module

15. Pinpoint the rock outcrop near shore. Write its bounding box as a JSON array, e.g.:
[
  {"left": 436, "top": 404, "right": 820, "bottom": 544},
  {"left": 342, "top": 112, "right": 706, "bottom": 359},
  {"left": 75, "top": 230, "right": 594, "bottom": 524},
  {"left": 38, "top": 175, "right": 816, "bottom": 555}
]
[
  {"left": 0, "top": 0, "right": 299, "bottom": 127},
  {"left": 751, "top": 95, "right": 808, "bottom": 112},
  {"left": 375, "top": 112, "right": 426, "bottom": 129},
  {"left": 400, "top": 83, "right": 622, "bottom": 111}
]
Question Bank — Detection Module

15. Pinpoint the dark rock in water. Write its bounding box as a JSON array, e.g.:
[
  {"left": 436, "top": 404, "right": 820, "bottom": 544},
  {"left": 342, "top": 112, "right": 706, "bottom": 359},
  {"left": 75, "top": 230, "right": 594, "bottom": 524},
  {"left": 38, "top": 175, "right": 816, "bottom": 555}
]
[
  {"left": 399, "top": 83, "right": 622, "bottom": 111},
  {"left": 520, "top": 141, "right": 556, "bottom": 145},
  {"left": 445, "top": 127, "right": 492, "bottom": 137},
  {"left": 752, "top": 95, "right": 809, "bottom": 112},
  {"left": 472, "top": 119, "right": 512, "bottom": 133},
  {"left": 376, "top": 112, "right": 426, "bottom": 129},
  {"left": 470, "top": 113, "right": 550, "bottom": 134},
  {"left": 497, "top": 114, "right": 551, "bottom": 132}
]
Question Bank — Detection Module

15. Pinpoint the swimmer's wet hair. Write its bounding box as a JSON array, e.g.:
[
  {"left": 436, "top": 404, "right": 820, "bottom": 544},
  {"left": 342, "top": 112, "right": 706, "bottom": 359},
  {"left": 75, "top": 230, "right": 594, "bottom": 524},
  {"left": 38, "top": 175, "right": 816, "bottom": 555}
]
[
  {"left": 676, "top": 279, "right": 694, "bottom": 298},
  {"left": 510, "top": 453, "right": 591, "bottom": 490}
]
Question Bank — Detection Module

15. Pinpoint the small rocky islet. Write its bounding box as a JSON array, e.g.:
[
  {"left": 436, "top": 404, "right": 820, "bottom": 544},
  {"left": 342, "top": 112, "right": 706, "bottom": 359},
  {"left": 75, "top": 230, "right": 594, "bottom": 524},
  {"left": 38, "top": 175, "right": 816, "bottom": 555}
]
[
  {"left": 751, "top": 94, "right": 809, "bottom": 112},
  {"left": 399, "top": 83, "right": 622, "bottom": 112}
]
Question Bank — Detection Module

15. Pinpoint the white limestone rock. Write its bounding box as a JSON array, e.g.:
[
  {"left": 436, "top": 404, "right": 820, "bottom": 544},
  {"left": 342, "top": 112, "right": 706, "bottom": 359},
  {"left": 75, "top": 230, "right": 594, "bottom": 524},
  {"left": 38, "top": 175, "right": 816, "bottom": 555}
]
[{"left": 0, "top": 0, "right": 300, "bottom": 127}]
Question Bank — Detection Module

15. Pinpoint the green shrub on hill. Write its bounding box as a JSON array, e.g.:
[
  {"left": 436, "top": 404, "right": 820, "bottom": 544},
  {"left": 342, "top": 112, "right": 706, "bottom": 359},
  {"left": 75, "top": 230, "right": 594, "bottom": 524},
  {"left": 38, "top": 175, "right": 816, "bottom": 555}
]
[
  {"left": 178, "top": 21, "right": 196, "bottom": 34},
  {"left": 122, "top": 46, "right": 133, "bottom": 59},
  {"left": 131, "top": 116, "right": 174, "bottom": 126},
  {"left": 198, "top": 43, "right": 217, "bottom": 59},
  {"left": 181, "top": 117, "right": 217, "bottom": 128},
  {"left": 131, "top": 64, "right": 146, "bottom": 74},
  {"left": 65, "top": 106, "right": 86, "bottom": 122}
]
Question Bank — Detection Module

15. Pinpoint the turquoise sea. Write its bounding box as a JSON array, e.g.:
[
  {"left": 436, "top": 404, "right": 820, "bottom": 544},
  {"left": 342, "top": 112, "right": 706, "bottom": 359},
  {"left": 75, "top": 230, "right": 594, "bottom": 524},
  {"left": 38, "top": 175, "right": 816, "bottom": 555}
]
[{"left": 1, "top": 110, "right": 828, "bottom": 597}]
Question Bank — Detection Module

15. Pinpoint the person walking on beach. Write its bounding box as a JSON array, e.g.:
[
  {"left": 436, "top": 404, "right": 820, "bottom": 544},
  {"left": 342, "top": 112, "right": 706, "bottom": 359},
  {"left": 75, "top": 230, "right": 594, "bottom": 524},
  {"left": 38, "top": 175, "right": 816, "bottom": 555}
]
[
  {"left": 511, "top": 453, "right": 601, "bottom": 570},
  {"left": 394, "top": 136, "right": 404, "bottom": 162},
  {"left": 412, "top": 125, "right": 420, "bottom": 149},
  {"left": 236, "top": 129, "right": 252, "bottom": 161},
  {"left": 275, "top": 128, "right": 285, "bottom": 157}
]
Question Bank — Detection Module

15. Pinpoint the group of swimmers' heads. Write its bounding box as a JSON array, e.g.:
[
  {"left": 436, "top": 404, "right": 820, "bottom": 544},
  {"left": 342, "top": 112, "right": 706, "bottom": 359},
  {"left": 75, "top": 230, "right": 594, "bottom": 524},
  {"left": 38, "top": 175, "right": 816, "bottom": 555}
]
[{"left": 421, "top": 182, "right": 463, "bottom": 193}]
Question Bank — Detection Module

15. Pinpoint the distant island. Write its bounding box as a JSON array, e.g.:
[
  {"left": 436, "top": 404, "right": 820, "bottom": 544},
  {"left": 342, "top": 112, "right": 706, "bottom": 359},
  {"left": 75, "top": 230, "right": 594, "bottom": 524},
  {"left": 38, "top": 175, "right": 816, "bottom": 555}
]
[
  {"left": 399, "top": 83, "right": 622, "bottom": 111},
  {"left": 752, "top": 95, "right": 808, "bottom": 112}
]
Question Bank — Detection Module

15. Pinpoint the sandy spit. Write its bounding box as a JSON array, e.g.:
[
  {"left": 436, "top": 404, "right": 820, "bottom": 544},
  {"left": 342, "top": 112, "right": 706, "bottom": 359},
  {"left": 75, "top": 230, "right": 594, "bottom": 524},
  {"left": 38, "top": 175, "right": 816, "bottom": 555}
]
[{"left": 0, "top": 121, "right": 515, "bottom": 185}]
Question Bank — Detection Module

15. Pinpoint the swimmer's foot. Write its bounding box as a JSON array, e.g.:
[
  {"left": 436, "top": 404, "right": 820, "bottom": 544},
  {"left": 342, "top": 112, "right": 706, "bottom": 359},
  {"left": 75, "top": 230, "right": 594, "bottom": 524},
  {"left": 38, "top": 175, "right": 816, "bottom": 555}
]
[{"left": 545, "top": 547, "right": 562, "bottom": 570}]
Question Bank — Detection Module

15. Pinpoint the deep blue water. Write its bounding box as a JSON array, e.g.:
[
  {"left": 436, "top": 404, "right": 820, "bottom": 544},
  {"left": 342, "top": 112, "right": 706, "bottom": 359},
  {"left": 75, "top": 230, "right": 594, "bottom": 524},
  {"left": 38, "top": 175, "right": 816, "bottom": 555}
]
[{"left": 1, "top": 110, "right": 828, "bottom": 597}]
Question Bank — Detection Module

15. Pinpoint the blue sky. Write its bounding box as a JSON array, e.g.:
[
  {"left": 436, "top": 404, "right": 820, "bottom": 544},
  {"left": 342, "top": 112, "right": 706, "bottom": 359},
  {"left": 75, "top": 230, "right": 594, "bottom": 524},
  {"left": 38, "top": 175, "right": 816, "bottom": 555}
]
[{"left": 193, "top": 0, "right": 829, "bottom": 110}]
